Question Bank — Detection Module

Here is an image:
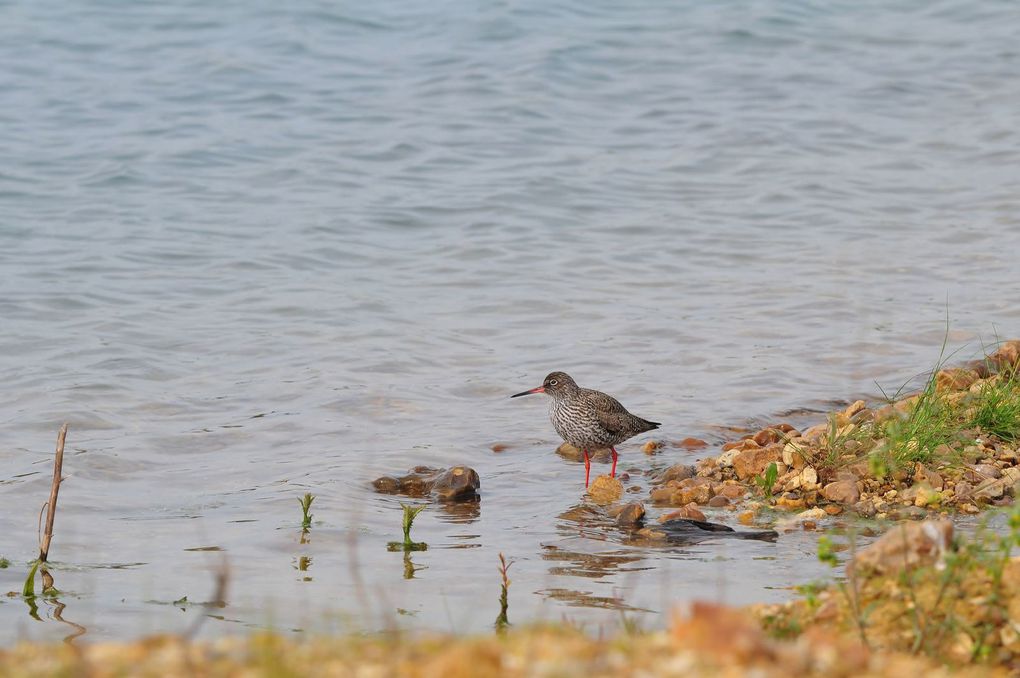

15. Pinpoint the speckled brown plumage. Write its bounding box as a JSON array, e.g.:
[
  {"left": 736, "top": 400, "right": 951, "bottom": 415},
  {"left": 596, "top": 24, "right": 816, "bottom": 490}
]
[{"left": 511, "top": 371, "right": 660, "bottom": 487}]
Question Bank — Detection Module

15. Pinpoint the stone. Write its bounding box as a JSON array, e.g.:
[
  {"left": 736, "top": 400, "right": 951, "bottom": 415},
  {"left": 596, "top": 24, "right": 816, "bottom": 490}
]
[
  {"left": 672, "top": 477, "right": 714, "bottom": 505},
  {"left": 556, "top": 442, "right": 611, "bottom": 462},
  {"left": 988, "top": 340, "right": 1020, "bottom": 372},
  {"left": 715, "top": 484, "right": 747, "bottom": 500},
  {"left": 655, "top": 464, "right": 697, "bottom": 485},
  {"left": 707, "top": 495, "right": 730, "bottom": 508},
  {"left": 821, "top": 479, "right": 859, "bottom": 504},
  {"left": 852, "top": 500, "right": 877, "bottom": 518},
  {"left": 737, "top": 510, "right": 756, "bottom": 526},
  {"left": 752, "top": 428, "right": 782, "bottom": 446},
  {"left": 614, "top": 501, "right": 646, "bottom": 528},
  {"left": 642, "top": 440, "right": 660, "bottom": 454},
  {"left": 717, "top": 448, "right": 741, "bottom": 467},
  {"left": 844, "top": 400, "right": 867, "bottom": 418},
  {"left": 650, "top": 482, "right": 680, "bottom": 504},
  {"left": 935, "top": 368, "right": 980, "bottom": 393},
  {"left": 781, "top": 441, "right": 808, "bottom": 469},
  {"left": 799, "top": 467, "right": 818, "bottom": 490},
  {"left": 732, "top": 444, "right": 783, "bottom": 480},
  {"left": 796, "top": 507, "right": 827, "bottom": 521},
  {"left": 675, "top": 437, "right": 709, "bottom": 449},
  {"left": 490, "top": 443, "right": 508, "bottom": 452},
  {"left": 954, "top": 481, "right": 974, "bottom": 502},
  {"left": 824, "top": 504, "right": 843, "bottom": 516},
  {"left": 974, "top": 478, "right": 1006, "bottom": 501},
  {"left": 587, "top": 475, "right": 624, "bottom": 504},
  {"left": 372, "top": 465, "right": 481, "bottom": 501},
  {"left": 775, "top": 492, "right": 806, "bottom": 511},
  {"left": 849, "top": 520, "right": 953, "bottom": 577},
  {"left": 660, "top": 504, "right": 707, "bottom": 522},
  {"left": 967, "top": 464, "right": 1001, "bottom": 482}
]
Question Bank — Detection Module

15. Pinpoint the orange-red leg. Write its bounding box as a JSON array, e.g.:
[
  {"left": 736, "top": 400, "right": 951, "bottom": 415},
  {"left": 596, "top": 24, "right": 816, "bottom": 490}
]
[
  {"left": 610, "top": 447, "right": 618, "bottom": 478},
  {"left": 583, "top": 449, "right": 591, "bottom": 488}
]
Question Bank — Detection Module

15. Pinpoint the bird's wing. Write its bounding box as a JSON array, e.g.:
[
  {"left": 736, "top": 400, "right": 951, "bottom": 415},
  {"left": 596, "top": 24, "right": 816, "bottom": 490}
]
[{"left": 586, "top": 390, "right": 633, "bottom": 436}]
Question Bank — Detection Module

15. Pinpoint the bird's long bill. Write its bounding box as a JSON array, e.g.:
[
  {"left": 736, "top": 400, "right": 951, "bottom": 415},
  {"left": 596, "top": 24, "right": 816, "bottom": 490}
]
[{"left": 510, "top": 386, "right": 545, "bottom": 398}]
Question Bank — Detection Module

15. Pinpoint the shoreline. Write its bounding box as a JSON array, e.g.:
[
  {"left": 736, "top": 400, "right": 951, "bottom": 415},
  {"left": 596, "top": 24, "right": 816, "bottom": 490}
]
[{"left": 4, "top": 341, "right": 1020, "bottom": 674}]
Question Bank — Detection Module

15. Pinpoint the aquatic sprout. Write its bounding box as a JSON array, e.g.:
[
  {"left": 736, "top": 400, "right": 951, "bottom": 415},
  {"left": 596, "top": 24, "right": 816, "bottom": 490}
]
[
  {"left": 495, "top": 552, "right": 513, "bottom": 631},
  {"left": 387, "top": 504, "right": 427, "bottom": 552},
  {"left": 298, "top": 493, "right": 315, "bottom": 530}
]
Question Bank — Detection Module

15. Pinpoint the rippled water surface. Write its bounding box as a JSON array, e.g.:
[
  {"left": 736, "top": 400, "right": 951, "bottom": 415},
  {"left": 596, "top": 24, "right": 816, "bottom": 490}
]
[{"left": 2, "top": 0, "right": 1020, "bottom": 643}]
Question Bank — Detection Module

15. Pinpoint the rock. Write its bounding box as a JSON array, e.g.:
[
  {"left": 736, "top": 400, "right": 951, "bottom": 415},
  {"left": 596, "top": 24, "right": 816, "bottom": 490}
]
[
  {"left": 824, "top": 504, "right": 843, "bottom": 516},
  {"left": 801, "top": 423, "right": 829, "bottom": 442},
  {"left": 614, "top": 502, "right": 646, "bottom": 528},
  {"left": 849, "top": 520, "right": 953, "bottom": 577},
  {"left": 588, "top": 475, "right": 624, "bottom": 504},
  {"left": 954, "top": 481, "right": 974, "bottom": 502},
  {"left": 490, "top": 443, "right": 508, "bottom": 452},
  {"left": 974, "top": 478, "right": 1006, "bottom": 501},
  {"left": 898, "top": 506, "right": 929, "bottom": 520},
  {"left": 432, "top": 466, "right": 482, "bottom": 500},
  {"left": 660, "top": 503, "right": 706, "bottom": 522},
  {"left": 642, "top": 440, "right": 660, "bottom": 454},
  {"left": 557, "top": 442, "right": 611, "bottom": 462},
  {"left": 715, "top": 483, "right": 747, "bottom": 500},
  {"left": 655, "top": 464, "right": 697, "bottom": 485},
  {"left": 722, "top": 439, "right": 757, "bottom": 452},
  {"left": 732, "top": 444, "right": 782, "bottom": 480},
  {"left": 821, "top": 478, "right": 860, "bottom": 504},
  {"left": 650, "top": 482, "right": 680, "bottom": 504},
  {"left": 672, "top": 477, "right": 714, "bottom": 505},
  {"left": 775, "top": 492, "right": 806, "bottom": 511},
  {"left": 935, "top": 368, "right": 980, "bottom": 393},
  {"left": 707, "top": 496, "right": 730, "bottom": 508},
  {"left": 737, "top": 510, "right": 756, "bottom": 525},
  {"left": 372, "top": 465, "right": 480, "bottom": 501},
  {"left": 752, "top": 428, "right": 782, "bottom": 446},
  {"left": 799, "top": 467, "right": 818, "bottom": 490},
  {"left": 781, "top": 441, "right": 807, "bottom": 469},
  {"left": 675, "top": 437, "right": 709, "bottom": 450},
  {"left": 967, "top": 464, "right": 1001, "bottom": 482},
  {"left": 844, "top": 400, "right": 867, "bottom": 418},
  {"left": 796, "top": 507, "right": 827, "bottom": 521},
  {"left": 717, "top": 448, "right": 741, "bottom": 467},
  {"left": 988, "top": 340, "right": 1020, "bottom": 372},
  {"left": 1002, "top": 466, "right": 1020, "bottom": 491},
  {"left": 852, "top": 500, "right": 877, "bottom": 518},
  {"left": 635, "top": 526, "right": 668, "bottom": 541}
]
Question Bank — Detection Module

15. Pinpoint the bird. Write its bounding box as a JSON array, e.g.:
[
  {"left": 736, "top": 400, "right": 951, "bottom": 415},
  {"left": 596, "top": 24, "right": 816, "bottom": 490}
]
[{"left": 511, "top": 371, "right": 660, "bottom": 488}]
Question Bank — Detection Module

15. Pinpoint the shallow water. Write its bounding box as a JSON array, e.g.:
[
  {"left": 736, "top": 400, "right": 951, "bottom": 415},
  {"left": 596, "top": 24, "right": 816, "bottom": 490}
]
[{"left": 2, "top": 0, "right": 1020, "bottom": 643}]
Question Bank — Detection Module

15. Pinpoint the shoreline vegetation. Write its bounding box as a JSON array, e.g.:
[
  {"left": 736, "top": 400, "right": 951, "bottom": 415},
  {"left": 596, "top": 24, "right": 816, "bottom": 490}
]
[{"left": 5, "top": 341, "right": 1020, "bottom": 676}]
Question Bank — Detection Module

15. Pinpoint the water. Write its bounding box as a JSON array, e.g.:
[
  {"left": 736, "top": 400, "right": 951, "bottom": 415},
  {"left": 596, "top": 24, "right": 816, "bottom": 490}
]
[{"left": 2, "top": 0, "right": 1019, "bottom": 643}]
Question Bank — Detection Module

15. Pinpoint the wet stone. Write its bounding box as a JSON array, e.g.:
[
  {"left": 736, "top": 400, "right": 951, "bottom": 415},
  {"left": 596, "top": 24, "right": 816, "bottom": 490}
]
[
  {"left": 556, "top": 442, "right": 612, "bottom": 462},
  {"left": 659, "top": 504, "right": 707, "bottom": 523},
  {"left": 372, "top": 465, "right": 480, "bottom": 501},
  {"left": 613, "top": 502, "right": 646, "bottom": 528},
  {"left": 587, "top": 475, "right": 624, "bottom": 505},
  {"left": 654, "top": 463, "right": 697, "bottom": 485}
]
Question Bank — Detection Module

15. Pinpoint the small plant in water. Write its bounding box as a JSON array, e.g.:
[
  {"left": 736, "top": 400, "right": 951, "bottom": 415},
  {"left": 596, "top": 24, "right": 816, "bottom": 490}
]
[
  {"left": 298, "top": 493, "right": 315, "bottom": 530},
  {"left": 387, "top": 503, "right": 427, "bottom": 552},
  {"left": 495, "top": 552, "right": 512, "bottom": 631},
  {"left": 753, "top": 462, "right": 779, "bottom": 498},
  {"left": 0, "top": 556, "right": 10, "bottom": 569}
]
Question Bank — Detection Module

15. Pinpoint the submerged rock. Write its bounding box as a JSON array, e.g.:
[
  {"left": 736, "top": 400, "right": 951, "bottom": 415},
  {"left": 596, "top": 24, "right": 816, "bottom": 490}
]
[
  {"left": 556, "top": 442, "right": 612, "bottom": 462},
  {"left": 613, "top": 501, "right": 646, "bottom": 528},
  {"left": 372, "top": 465, "right": 480, "bottom": 501}
]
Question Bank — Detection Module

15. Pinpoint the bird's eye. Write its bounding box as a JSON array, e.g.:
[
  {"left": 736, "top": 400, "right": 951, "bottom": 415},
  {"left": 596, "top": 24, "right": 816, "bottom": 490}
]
[{"left": 549, "top": 379, "right": 558, "bottom": 386}]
